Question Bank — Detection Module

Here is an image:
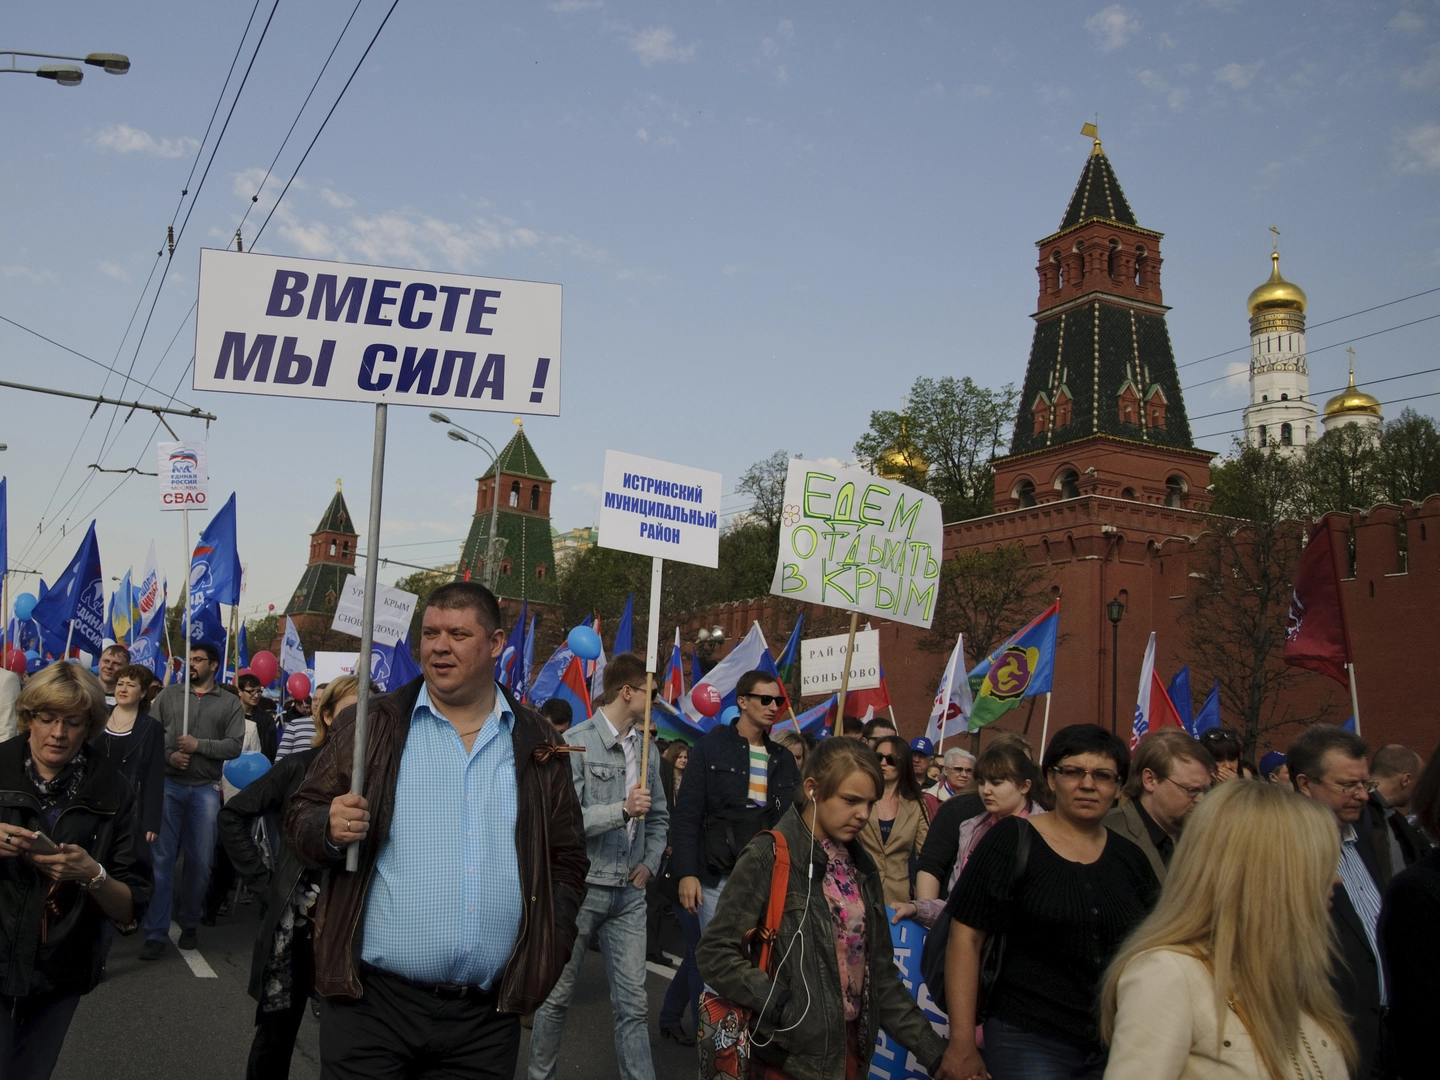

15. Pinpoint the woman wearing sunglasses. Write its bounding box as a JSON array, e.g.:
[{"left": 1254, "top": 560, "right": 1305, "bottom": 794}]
[
  {"left": 857, "top": 737, "right": 930, "bottom": 906},
  {"left": 937, "top": 724, "right": 1160, "bottom": 1080}
]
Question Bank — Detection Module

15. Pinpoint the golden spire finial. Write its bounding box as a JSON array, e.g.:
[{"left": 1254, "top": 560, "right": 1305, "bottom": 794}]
[
  {"left": 1347, "top": 347, "right": 1357, "bottom": 386},
  {"left": 1081, "top": 119, "right": 1102, "bottom": 156},
  {"left": 336, "top": 477, "right": 342, "bottom": 492},
  {"left": 513, "top": 416, "right": 523, "bottom": 428}
]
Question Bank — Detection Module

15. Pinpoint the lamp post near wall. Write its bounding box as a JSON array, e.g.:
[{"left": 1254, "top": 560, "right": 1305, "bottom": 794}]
[
  {"left": 430, "top": 412, "right": 505, "bottom": 590},
  {"left": 1106, "top": 597, "right": 1125, "bottom": 734}
]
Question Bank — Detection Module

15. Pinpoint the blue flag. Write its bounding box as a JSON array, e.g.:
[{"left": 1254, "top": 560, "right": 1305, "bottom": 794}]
[
  {"left": 129, "top": 584, "right": 167, "bottom": 680},
  {"left": 1193, "top": 681, "right": 1221, "bottom": 735},
  {"left": 189, "top": 598, "right": 227, "bottom": 652},
  {"left": 33, "top": 521, "right": 105, "bottom": 656},
  {"left": 238, "top": 622, "right": 250, "bottom": 669},
  {"left": 530, "top": 636, "right": 578, "bottom": 707},
  {"left": 613, "top": 594, "right": 634, "bottom": 657},
  {"left": 390, "top": 632, "right": 422, "bottom": 688},
  {"left": 1166, "top": 666, "right": 1194, "bottom": 736},
  {"left": 515, "top": 615, "right": 536, "bottom": 702},
  {"left": 190, "top": 492, "right": 242, "bottom": 618},
  {"left": 498, "top": 600, "right": 527, "bottom": 687}
]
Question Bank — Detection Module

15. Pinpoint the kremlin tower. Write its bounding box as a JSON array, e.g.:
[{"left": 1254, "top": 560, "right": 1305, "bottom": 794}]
[{"left": 1242, "top": 235, "right": 1317, "bottom": 455}]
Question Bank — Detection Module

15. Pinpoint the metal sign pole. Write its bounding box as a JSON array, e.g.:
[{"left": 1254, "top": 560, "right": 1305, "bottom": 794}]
[
  {"left": 833, "top": 610, "right": 859, "bottom": 734},
  {"left": 639, "top": 556, "right": 663, "bottom": 790},
  {"left": 346, "top": 403, "right": 387, "bottom": 872},
  {"left": 182, "top": 507, "right": 193, "bottom": 737}
]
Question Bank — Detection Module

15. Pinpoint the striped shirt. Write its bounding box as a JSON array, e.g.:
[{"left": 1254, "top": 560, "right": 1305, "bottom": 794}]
[
  {"left": 747, "top": 744, "right": 768, "bottom": 806},
  {"left": 361, "top": 684, "right": 522, "bottom": 988},
  {"left": 274, "top": 715, "right": 315, "bottom": 759},
  {"left": 1338, "top": 822, "right": 1386, "bottom": 1005}
]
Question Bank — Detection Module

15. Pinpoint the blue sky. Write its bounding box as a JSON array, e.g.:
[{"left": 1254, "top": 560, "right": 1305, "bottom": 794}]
[{"left": 3, "top": 0, "right": 1438, "bottom": 621}]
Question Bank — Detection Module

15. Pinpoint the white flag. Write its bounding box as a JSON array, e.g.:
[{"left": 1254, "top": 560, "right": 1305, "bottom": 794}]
[
  {"left": 1132, "top": 632, "right": 1158, "bottom": 749},
  {"left": 135, "top": 542, "right": 163, "bottom": 632},
  {"left": 281, "top": 616, "right": 306, "bottom": 677},
  {"left": 925, "top": 634, "right": 974, "bottom": 747}
]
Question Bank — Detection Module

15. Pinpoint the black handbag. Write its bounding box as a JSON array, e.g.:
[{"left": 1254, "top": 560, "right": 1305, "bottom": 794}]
[{"left": 921, "top": 817, "right": 1031, "bottom": 1015}]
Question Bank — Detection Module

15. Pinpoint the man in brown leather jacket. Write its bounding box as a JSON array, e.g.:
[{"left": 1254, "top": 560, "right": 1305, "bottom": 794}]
[{"left": 285, "top": 582, "right": 587, "bottom": 1080}]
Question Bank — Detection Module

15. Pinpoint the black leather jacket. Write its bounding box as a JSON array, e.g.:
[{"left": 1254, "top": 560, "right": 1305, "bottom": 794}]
[
  {"left": 670, "top": 721, "right": 800, "bottom": 885},
  {"left": 0, "top": 737, "right": 152, "bottom": 998}
]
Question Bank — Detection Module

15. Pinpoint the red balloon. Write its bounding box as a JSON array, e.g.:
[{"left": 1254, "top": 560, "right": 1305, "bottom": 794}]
[
  {"left": 250, "top": 650, "right": 279, "bottom": 686},
  {"left": 3, "top": 647, "right": 25, "bottom": 675},
  {"left": 286, "top": 672, "right": 312, "bottom": 700},
  {"left": 691, "top": 682, "right": 722, "bottom": 718}
]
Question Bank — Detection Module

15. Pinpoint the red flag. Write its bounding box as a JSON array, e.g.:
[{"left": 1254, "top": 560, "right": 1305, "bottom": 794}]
[
  {"left": 1283, "top": 516, "right": 1352, "bottom": 687},
  {"left": 842, "top": 677, "right": 892, "bottom": 719}
]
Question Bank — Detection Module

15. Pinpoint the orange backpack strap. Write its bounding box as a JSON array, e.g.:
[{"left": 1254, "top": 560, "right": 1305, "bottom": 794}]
[{"left": 754, "top": 830, "right": 791, "bottom": 974}]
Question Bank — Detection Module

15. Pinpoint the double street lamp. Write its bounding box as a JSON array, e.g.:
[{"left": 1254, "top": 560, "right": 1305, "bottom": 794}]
[
  {"left": 1106, "top": 597, "right": 1125, "bottom": 734},
  {"left": 430, "top": 412, "right": 506, "bottom": 591},
  {"left": 2, "top": 50, "right": 131, "bottom": 87}
]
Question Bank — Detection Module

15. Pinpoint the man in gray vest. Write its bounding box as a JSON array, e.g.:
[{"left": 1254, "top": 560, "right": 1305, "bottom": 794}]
[{"left": 1105, "top": 729, "right": 1214, "bottom": 883}]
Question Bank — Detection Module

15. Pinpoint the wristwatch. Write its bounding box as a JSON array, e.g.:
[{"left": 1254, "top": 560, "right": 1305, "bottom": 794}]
[{"left": 85, "top": 865, "right": 108, "bottom": 892}]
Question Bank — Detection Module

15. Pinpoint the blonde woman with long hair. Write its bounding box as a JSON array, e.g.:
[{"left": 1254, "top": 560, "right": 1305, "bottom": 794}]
[{"left": 1101, "top": 781, "right": 1355, "bottom": 1080}]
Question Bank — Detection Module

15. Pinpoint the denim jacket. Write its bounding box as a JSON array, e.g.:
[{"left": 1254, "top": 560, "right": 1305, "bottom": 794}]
[{"left": 564, "top": 712, "right": 669, "bottom": 887}]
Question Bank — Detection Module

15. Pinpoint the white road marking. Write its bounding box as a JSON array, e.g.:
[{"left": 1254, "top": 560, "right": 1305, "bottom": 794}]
[
  {"left": 645, "top": 961, "right": 677, "bottom": 981},
  {"left": 168, "top": 922, "right": 218, "bottom": 978}
]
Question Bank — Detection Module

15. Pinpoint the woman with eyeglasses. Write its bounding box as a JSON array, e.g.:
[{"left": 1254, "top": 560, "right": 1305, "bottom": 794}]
[
  {"left": 1197, "top": 729, "right": 1242, "bottom": 782},
  {"left": 936, "top": 724, "right": 1160, "bottom": 1080},
  {"left": 857, "top": 736, "right": 931, "bottom": 905}
]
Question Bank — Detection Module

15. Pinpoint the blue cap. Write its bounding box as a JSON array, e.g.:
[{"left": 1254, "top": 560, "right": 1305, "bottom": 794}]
[
  {"left": 1259, "top": 750, "right": 1286, "bottom": 778},
  {"left": 910, "top": 737, "right": 935, "bottom": 757}
]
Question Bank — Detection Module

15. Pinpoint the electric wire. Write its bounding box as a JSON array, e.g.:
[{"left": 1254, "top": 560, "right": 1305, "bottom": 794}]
[
  {"left": 235, "top": 0, "right": 366, "bottom": 244},
  {"left": 1192, "top": 388, "right": 1440, "bottom": 444},
  {"left": 251, "top": 0, "right": 403, "bottom": 249},
  {"left": 1184, "top": 364, "right": 1440, "bottom": 425}
]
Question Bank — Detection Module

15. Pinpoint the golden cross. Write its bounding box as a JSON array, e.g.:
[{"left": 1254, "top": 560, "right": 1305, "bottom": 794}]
[
  {"left": 1347, "top": 346, "right": 1356, "bottom": 378},
  {"left": 1269, "top": 224, "right": 1280, "bottom": 252}
]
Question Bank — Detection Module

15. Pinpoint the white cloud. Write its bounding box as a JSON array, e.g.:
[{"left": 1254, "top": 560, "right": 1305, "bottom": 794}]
[
  {"left": 549, "top": 0, "right": 602, "bottom": 11},
  {"left": 0, "top": 265, "right": 56, "bottom": 284},
  {"left": 634, "top": 128, "right": 649, "bottom": 142},
  {"left": 1137, "top": 69, "right": 1190, "bottom": 110},
  {"left": 1401, "top": 42, "right": 1440, "bottom": 88},
  {"left": 919, "top": 81, "right": 945, "bottom": 100},
  {"left": 96, "top": 261, "right": 129, "bottom": 282},
  {"left": 628, "top": 27, "right": 696, "bottom": 66},
  {"left": 92, "top": 123, "right": 198, "bottom": 158},
  {"left": 1086, "top": 5, "right": 1139, "bottom": 52},
  {"left": 1389, "top": 10, "right": 1425, "bottom": 32},
  {"left": 321, "top": 188, "right": 356, "bottom": 209},
  {"left": 1213, "top": 61, "right": 1261, "bottom": 90},
  {"left": 1398, "top": 123, "right": 1440, "bottom": 172},
  {"left": 571, "top": 482, "right": 601, "bottom": 498},
  {"left": 959, "top": 83, "right": 996, "bottom": 99},
  {"left": 1035, "top": 84, "right": 1072, "bottom": 106}
]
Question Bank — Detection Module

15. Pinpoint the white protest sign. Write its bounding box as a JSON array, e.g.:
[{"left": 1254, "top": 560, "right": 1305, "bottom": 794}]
[
  {"left": 330, "top": 574, "right": 417, "bottom": 646},
  {"left": 597, "top": 450, "right": 722, "bottom": 569},
  {"left": 157, "top": 441, "right": 209, "bottom": 510},
  {"left": 194, "top": 249, "right": 562, "bottom": 415},
  {"left": 313, "top": 651, "right": 358, "bottom": 685},
  {"left": 770, "top": 459, "right": 944, "bottom": 629},
  {"left": 800, "top": 628, "right": 882, "bottom": 696}
]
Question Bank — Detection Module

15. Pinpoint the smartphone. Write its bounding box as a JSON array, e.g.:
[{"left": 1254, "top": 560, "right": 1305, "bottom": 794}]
[{"left": 27, "top": 832, "right": 60, "bottom": 857}]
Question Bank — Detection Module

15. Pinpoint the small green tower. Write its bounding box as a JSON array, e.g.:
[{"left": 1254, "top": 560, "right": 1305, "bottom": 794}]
[{"left": 459, "top": 421, "right": 558, "bottom": 603}]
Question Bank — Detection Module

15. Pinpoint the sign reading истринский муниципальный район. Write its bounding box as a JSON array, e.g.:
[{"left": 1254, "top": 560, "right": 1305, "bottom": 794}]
[
  {"left": 769, "top": 460, "right": 944, "bottom": 629},
  {"left": 597, "top": 450, "right": 722, "bottom": 568},
  {"left": 193, "top": 249, "right": 561, "bottom": 415}
]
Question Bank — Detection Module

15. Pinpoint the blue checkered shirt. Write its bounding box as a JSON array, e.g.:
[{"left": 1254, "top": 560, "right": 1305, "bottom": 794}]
[
  {"left": 1338, "top": 822, "right": 1386, "bottom": 1005},
  {"left": 361, "top": 683, "right": 522, "bottom": 988}
]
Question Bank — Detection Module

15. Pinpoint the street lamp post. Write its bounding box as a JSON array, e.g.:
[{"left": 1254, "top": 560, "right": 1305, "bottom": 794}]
[
  {"left": 2, "top": 50, "right": 130, "bottom": 87},
  {"left": 1106, "top": 597, "right": 1125, "bottom": 734},
  {"left": 430, "top": 412, "right": 505, "bottom": 590}
]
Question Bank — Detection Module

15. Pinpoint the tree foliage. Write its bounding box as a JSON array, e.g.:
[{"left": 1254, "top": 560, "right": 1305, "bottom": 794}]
[
  {"left": 922, "top": 543, "right": 1051, "bottom": 662},
  {"left": 854, "top": 376, "right": 1017, "bottom": 522}
]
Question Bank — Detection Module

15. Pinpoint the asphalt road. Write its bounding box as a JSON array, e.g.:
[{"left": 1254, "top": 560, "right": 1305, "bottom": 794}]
[{"left": 53, "top": 902, "right": 699, "bottom": 1080}]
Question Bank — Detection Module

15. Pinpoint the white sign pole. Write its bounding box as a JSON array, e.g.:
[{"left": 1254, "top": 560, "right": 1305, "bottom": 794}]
[
  {"left": 182, "top": 508, "right": 192, "bottom": 737},
  {"left": 640, "top": 556, "right": 663, "bottom": 791},
  {"left": 347, "top": 404, "right": 387, "bottom": 873}
]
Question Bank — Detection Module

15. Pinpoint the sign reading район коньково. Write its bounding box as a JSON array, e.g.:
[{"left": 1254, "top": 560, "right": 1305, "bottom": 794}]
[
  {"left": 193, "top": 249, "right": 561, "bottom": 414},
  {"left": 770, "top": 459, "right": 944, "bottom": 629}
]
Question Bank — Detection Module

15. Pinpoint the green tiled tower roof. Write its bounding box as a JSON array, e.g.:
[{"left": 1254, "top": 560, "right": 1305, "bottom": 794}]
[
  {"left": 285, "top": 562, "right": 352, "bottom": 618},
  {"left": 460, "top": 512, "right": 558, "bottom": 604},
  {"left": 1058, "top": 146, "right": 1137, "bottom": 230},
  {"left": 480, "top": 427, "right": 551, "bottom": 482},
  {"left": 315, "top": 490, "right": 358, "bottom": 536},
  {"left": 284, "top": 486, "right": 360, "bottom": 618}
]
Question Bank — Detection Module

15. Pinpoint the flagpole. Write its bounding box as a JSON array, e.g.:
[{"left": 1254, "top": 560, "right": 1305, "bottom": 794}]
[
  {"left": 1347, "top": 662, "right": 1361, "bottom": 737},
  {"left": 833, "top": 610, "right": 859, "bottom": 734},
  {"left": 640, "top": 556, "right": 663, "bottom": 793},
  {"left": 1039, "top": 692, "right": 1052, "bottom": 758},
  {"left": 347, "top": 404, "right": 388, "bottom": 873},
  {"left": 183, "top": 507, "right": 193, "bottom": 737}
]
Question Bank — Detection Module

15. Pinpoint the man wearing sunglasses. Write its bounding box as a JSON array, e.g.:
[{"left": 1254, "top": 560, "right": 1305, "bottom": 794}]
[
  {"left": 1104, "top": 730, "right": 1215, "bottom": 883},
  {"left": 1289, "top": 724, "right": 1389, "bottom": 1080},
  {"left": 671, "top": 670, "right": 800, "bottom": 930}
]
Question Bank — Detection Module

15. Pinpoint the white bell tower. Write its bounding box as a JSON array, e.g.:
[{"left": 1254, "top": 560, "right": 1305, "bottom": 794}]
[{"left": 1242, "top": 229, "right": 1317, "bottom": 455}]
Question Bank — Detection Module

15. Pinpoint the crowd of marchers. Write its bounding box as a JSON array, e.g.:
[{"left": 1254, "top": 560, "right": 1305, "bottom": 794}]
[{"left": 0, "top": 586, "right": 1434, "bottom": 1080}]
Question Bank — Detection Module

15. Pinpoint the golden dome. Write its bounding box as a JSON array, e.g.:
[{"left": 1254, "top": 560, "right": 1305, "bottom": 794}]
[
  {"left": 1247, "top": 251, "right": 1307, "bottom": 316},
  {"left": 1324, "top": 367, "right": 1381, "bottom": 419},
  {"left": 876, "top": 416, "right": 928, "bottom": 481}
]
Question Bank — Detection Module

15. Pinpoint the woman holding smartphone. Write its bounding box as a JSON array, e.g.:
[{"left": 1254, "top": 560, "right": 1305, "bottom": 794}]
[{"left": 0, "top": 662, "right": 151, "bottom": 1079}]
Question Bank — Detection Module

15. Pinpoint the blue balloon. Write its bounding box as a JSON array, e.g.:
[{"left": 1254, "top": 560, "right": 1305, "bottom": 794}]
[
  {"left": 718, "top": 705, "right": 741, "bottom": 726},
  {"left": 23, "top": 650, "right": 38, "bottom": 661},
  {"left": 12, "top": 594, "right": 37, "bottom": 621},
  {"left": 223, "top": 751, "right": 272, "bottom": 790},
  {"left": 567, "top": 625, "right": 602, "bottom": 662}
]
